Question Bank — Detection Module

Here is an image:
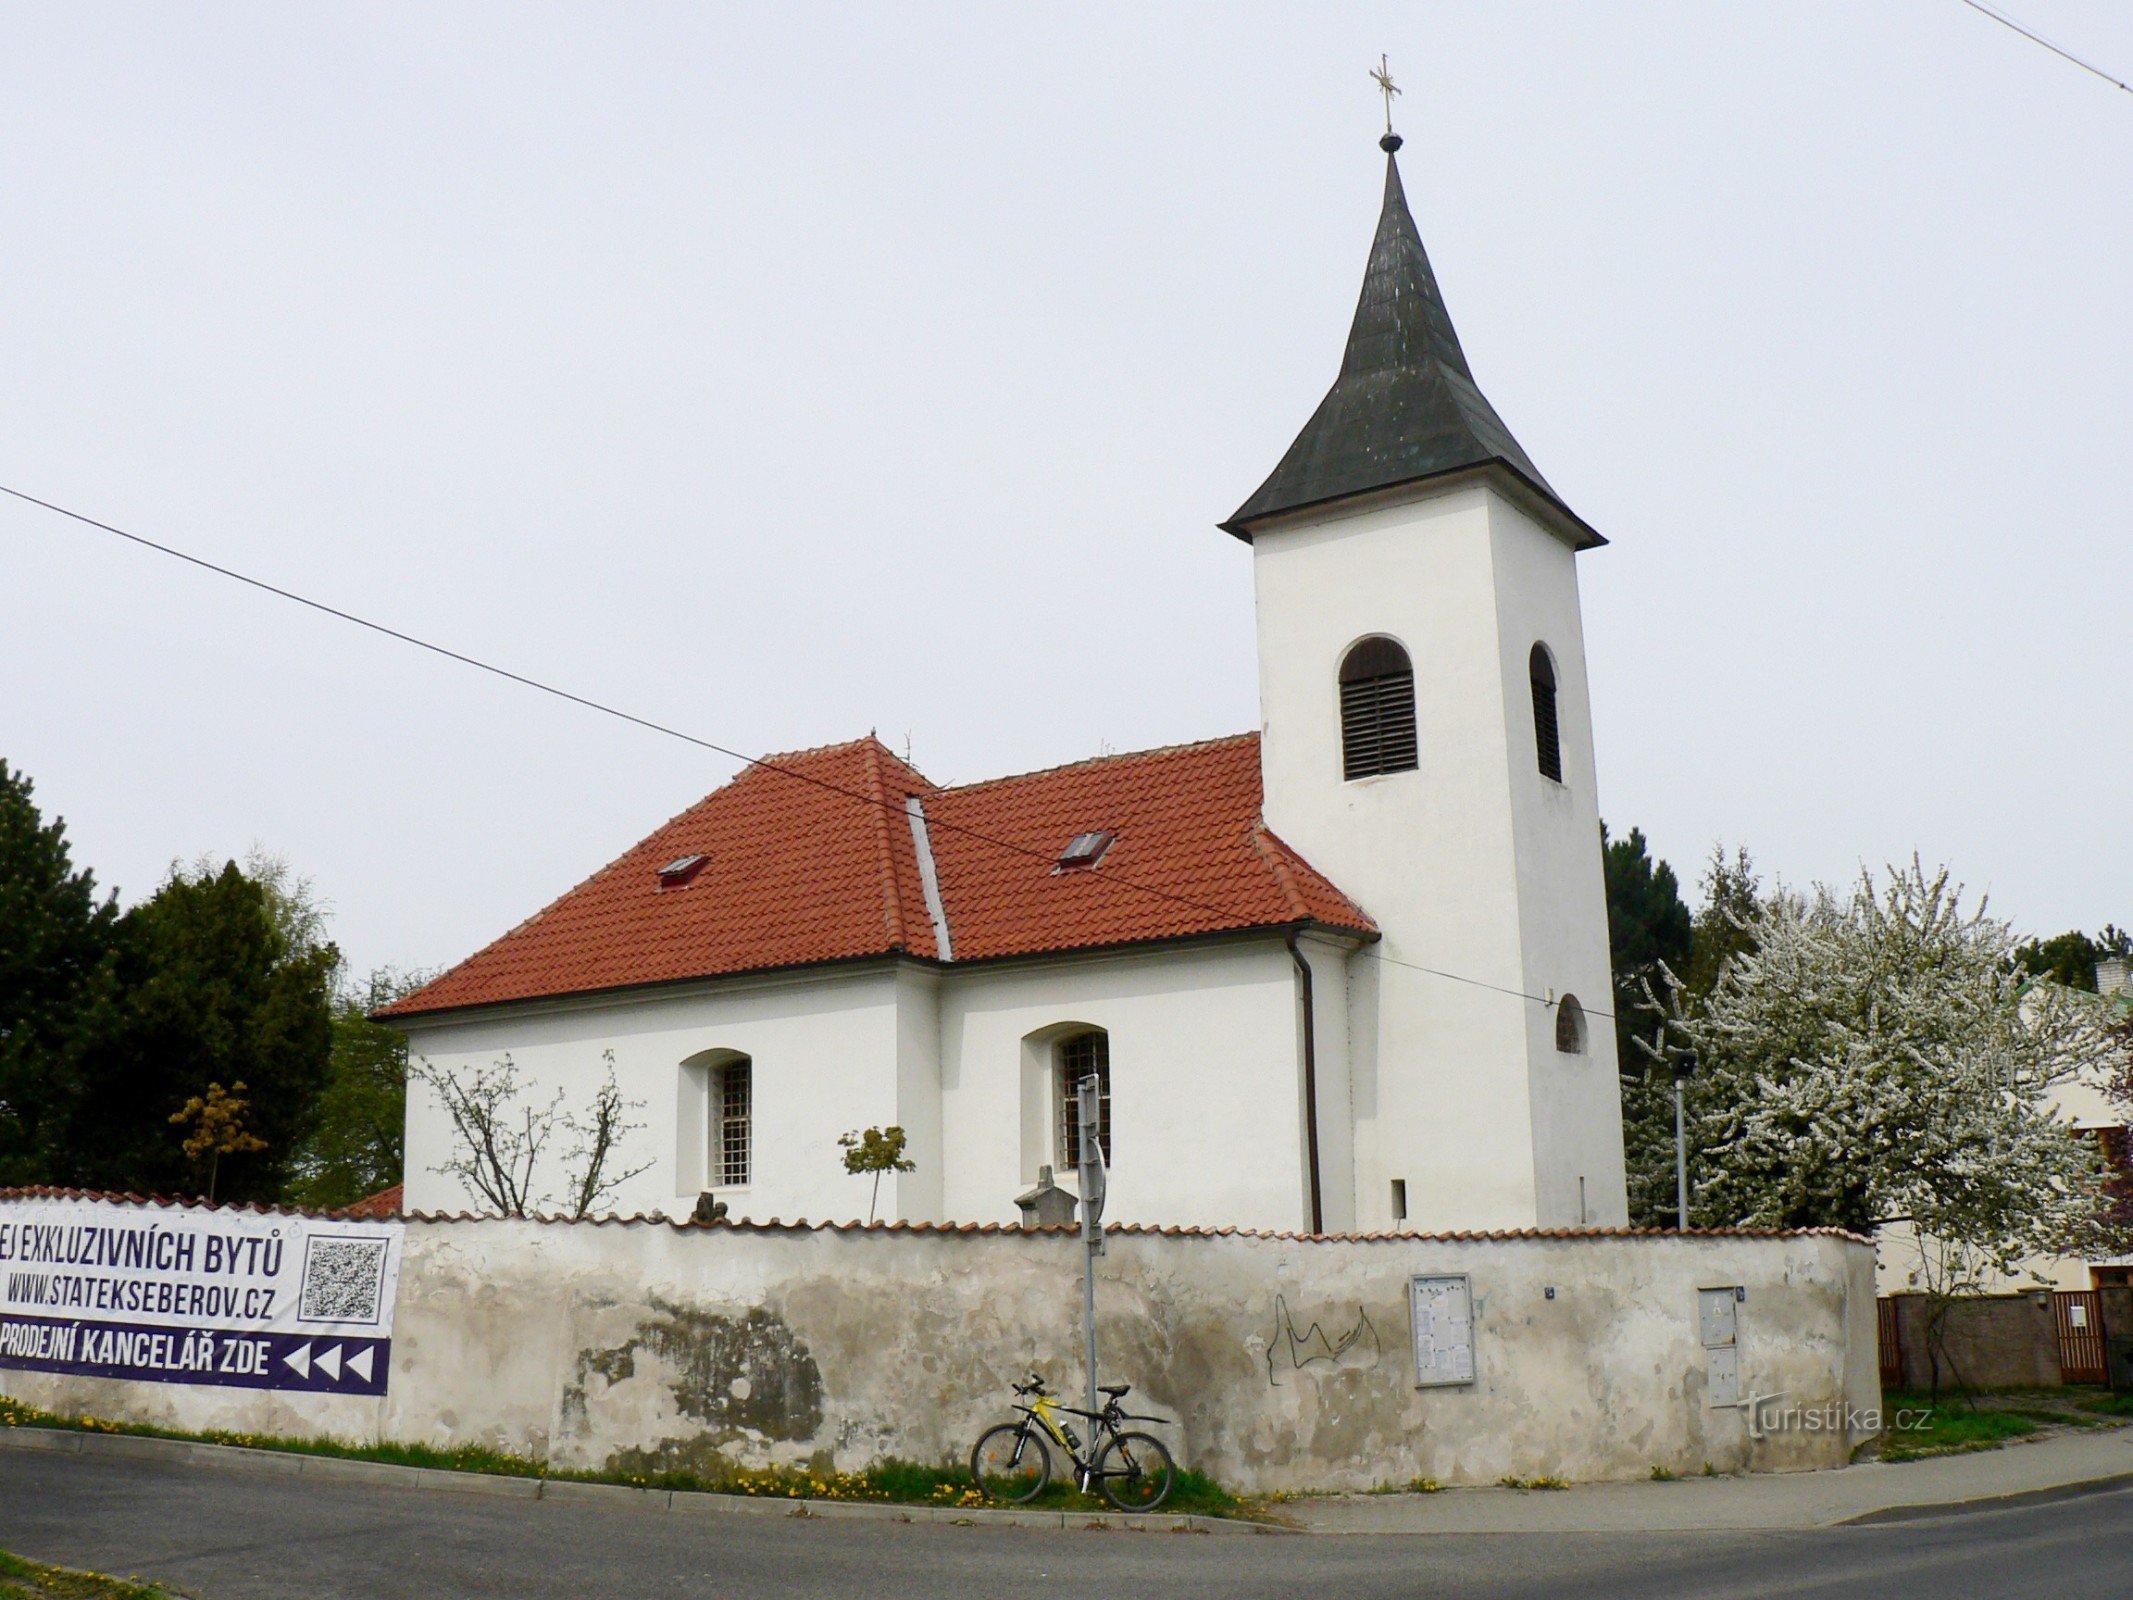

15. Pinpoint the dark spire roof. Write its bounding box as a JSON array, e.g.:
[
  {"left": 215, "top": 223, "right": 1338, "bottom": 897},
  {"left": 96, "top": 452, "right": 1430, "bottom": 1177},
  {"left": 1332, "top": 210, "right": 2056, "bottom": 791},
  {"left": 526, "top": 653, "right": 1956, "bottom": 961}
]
[{"left": 1222, "top": 145, "right": 1599, "bottom": 546}]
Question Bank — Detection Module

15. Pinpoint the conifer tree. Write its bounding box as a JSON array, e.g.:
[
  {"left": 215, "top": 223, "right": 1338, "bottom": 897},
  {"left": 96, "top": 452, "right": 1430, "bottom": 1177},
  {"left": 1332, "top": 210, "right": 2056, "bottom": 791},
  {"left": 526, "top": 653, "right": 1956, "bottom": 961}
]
[
  {"left": 1604, "top": 831, "right": 1735, "bottom": 1226},
  {"left": 71, "top": 860, "right": 337, "bottom": 1201},
  {"left": 0, "top": 759, "right": 120, "bottom": 1185},
  {"left": 285, "top": 966, "right": 426, "bottom": 1210}
]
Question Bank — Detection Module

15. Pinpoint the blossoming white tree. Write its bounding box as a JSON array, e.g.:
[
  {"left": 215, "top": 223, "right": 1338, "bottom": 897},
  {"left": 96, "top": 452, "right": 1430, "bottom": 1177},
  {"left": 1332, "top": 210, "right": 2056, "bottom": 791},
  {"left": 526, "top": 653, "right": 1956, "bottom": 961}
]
[
  {"left": 1641, "top": 861, "right": 2126, "bottom": 1391},
  {"left": 412, "top": 1050, "right": 652, "bottom": 1219}
]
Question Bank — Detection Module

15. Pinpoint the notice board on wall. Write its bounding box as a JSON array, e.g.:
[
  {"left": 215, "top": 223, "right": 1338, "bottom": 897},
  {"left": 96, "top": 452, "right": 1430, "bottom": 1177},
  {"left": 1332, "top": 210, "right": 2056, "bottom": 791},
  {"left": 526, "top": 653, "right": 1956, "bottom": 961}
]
[
  {"left": 0, "top": 1196, "right": 401, "bottom": 1396},
  {"left": 1408, "top": 1273, "right": 1475, "bottom": 1387}
]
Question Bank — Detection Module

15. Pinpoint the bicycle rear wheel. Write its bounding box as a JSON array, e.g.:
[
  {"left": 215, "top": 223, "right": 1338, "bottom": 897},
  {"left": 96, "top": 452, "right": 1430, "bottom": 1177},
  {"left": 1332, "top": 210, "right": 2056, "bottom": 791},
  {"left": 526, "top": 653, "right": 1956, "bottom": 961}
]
[
  {"left": 1095, "top": 1430, "right": 1174, "bottom": 1512},
  {"left": 971, "top": 1423, "right": 1052, "bottom": 1503}
]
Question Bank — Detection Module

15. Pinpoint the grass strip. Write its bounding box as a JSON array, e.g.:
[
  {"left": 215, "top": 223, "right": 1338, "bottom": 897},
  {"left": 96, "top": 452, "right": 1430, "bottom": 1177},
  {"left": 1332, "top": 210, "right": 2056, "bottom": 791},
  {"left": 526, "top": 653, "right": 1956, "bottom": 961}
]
[
  {"left": 1872, "top": 1392, "right": 2041, "bottom": 1462},
  {"left": 0, "top": 1396, "right": 1238, "bottom": 1518}
]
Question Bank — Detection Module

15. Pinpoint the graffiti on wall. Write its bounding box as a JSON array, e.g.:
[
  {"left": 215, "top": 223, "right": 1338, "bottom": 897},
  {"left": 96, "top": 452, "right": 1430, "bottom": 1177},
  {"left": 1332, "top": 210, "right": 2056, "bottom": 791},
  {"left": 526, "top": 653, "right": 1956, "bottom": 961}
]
[{"left": 1265, "top": 1294, "right": 1380, "bottom": 1386}]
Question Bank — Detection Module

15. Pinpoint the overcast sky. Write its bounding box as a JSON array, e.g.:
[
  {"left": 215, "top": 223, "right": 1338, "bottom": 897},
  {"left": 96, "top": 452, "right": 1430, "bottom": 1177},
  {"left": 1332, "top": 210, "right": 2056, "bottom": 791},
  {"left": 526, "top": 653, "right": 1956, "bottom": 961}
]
[{"left": 4, "top": 2, "right": 2128, "bottom": 982}]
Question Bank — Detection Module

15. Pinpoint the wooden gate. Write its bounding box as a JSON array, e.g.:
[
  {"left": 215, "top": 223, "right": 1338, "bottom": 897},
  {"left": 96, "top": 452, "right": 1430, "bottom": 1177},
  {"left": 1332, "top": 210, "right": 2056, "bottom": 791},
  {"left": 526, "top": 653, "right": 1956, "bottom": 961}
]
[
  {"left": 2054, "top": 1290, "right": 2109, "bottom": 1385},
  {"left": 1878, "top": 1296, "right": 1903, "bottom": 1387}
]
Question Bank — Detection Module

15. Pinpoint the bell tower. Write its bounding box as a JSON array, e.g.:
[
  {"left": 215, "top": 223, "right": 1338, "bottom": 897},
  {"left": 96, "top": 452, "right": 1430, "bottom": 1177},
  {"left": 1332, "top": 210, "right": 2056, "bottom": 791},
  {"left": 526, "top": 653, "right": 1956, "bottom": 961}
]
[{"left": 1224, "top": 125, "right": 1627, "bottom": 1230}]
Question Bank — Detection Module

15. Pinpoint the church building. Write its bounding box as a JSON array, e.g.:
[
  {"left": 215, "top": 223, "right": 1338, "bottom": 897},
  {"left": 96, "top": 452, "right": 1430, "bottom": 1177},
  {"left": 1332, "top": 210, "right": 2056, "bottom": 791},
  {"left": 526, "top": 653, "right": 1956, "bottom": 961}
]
[{"left": 385, "top": 130, "right": 1628, "bottom": 1235}]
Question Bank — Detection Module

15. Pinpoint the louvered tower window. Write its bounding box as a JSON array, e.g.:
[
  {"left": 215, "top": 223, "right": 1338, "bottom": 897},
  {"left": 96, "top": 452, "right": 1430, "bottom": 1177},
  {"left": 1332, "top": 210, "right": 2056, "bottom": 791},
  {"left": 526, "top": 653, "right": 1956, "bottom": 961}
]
[
  {"left": 1530, "top": 644, "right": 1563, "bottom": 783},
  {"left": 1339, "top": 637, "right": 1418, "bottom": 780},
  {"left": 1058, "top": 1030, "right": 1111, "bottom": 1170}
]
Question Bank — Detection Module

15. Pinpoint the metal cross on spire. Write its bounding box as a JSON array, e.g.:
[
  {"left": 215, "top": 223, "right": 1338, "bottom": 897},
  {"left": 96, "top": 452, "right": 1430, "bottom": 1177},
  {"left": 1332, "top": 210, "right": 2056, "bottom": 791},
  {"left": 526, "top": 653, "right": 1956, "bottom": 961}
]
[{"left": 1369, "top": 54, "right": 1401, "bottom": 135}]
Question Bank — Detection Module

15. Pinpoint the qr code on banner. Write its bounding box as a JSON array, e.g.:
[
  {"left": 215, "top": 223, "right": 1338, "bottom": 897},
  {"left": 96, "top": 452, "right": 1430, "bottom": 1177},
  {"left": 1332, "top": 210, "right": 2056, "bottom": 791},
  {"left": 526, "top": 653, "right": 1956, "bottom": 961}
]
[{"left": 297, "top": 1236, "right": 389, "bottom": 1324}]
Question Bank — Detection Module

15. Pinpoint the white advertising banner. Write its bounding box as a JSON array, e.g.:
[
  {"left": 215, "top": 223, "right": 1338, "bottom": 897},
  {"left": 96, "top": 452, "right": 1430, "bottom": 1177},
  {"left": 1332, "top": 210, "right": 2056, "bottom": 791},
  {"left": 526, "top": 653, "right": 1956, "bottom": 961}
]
[{"left": 0, "top": 1196, "right": 401, "bottom": 1396}]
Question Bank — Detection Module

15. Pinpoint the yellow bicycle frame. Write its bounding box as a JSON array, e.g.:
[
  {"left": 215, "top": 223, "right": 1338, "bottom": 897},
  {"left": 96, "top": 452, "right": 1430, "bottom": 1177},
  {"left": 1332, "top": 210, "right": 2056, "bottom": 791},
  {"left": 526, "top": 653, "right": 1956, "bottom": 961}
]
[{"left": 1027, "top": 1393, "right": 1074, "bottom": 1450}]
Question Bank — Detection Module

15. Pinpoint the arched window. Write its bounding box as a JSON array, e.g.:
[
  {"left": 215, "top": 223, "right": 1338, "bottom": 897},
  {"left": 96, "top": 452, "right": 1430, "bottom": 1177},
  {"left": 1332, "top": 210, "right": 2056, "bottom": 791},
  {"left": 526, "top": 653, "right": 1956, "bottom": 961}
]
[
  {"left": 680, "top": 1048, "right": 753, "bottom": 1194},
  {"left": 712, "top": 1055, "right": 753, "bottom": 1185},
  {"left": 1057, "top": 1030, "right": 1111, "bottom": 1169},
  {"left": 1530, "top": 644, "right": 1562, "bottom": 783},
  {"left": 1339, "top": 637, "right": 1417, "bottom": 780},
  {"left": 1554, "top": 995, "right": 1586, "bottom": 1055}
]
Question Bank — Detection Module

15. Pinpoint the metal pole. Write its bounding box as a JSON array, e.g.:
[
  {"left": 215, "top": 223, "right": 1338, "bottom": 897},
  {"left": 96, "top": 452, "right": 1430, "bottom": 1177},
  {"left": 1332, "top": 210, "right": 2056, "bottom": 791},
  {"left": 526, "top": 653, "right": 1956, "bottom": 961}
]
[
  {"left": 1081, "top": 1221, "right": 1098, "bottom": 1428},
  {"left": 1673, "top": 1076, "right": 1688, "bottom": 1230},
  {"left": 1077, "top": 1076, "right": 1104, "bottom": 1430},
  {"left": 1673, "top": 1049, "right": 1696, "bottom": 1231}
]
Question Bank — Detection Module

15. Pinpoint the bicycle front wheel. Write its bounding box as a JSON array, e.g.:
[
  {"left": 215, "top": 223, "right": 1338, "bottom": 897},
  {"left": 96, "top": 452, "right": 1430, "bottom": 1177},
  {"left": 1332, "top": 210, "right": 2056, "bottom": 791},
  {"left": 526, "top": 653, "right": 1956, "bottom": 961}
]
[
  {"left": 971, "top": 1423, "right": 1052, "bottom": 1503},
  {"left": 1095, "top": 1430, "right": 1175, "bottom": 1512}
]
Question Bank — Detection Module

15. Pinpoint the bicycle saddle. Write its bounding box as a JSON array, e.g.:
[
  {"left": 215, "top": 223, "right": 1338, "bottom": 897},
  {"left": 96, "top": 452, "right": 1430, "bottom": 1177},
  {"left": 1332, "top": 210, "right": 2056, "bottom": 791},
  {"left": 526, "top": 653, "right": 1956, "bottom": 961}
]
[{"left": 1099, "top": 1383, "right": 1131, "bottom": 1397}]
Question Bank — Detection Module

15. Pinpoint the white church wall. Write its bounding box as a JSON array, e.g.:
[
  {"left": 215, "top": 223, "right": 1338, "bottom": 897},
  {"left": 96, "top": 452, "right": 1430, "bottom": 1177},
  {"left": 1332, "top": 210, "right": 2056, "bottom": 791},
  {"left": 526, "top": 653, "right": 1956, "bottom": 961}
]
[
  {"left": 395, "top": 939, "right": 1346, "bottom": 1233},
  {"left": 1253, "top": 483, "right": 1548, "bottom": 1232},
  {"left": 890, "top": 966, "right": 946, "bottom": 1223},
  {"left": 1486, "top": 493, "right": 1631, "bottom": 1226},
  {"left": 1342, "top": 937, "right": 1384, "bottom": 1220},
  {"left": 397, "top": 966, "right": 909, "bottom": 1225},
  {"left": 935, "top": 940, "right": 1319, "bottom": 1232},
  {"left": 1297, "top": 932, "right": 1358, "bottom": 1233}
]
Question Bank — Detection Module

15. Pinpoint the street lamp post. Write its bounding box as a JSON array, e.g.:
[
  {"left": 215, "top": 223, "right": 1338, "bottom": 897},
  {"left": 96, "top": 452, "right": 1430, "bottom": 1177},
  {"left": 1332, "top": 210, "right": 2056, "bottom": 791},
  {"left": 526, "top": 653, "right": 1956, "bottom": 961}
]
[
  {"left": 1673, "top": 1049, "right": 1697, "bottom": 1231},
  {"left": 1076, "top": 1076, "right": 1107, "bottom": 1425}
]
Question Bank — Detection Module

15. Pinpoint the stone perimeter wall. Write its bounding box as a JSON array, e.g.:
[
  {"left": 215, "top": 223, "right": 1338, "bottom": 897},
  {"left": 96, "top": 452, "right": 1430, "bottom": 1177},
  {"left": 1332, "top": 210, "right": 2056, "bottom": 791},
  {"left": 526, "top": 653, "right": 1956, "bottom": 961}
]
[
  {"left": 1882, "top": 1291, "right": 2063, "bottom": 1392},
  {"left": 2, "top": 1214, "right": 1878, "bottom": 1492}
]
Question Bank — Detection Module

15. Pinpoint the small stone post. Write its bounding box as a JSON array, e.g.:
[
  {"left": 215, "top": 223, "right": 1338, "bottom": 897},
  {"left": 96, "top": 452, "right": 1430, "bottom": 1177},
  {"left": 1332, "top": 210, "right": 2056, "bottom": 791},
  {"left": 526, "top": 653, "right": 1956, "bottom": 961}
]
[{"left": 1013, "top": 1166, "right": 1078, "bottom": 1229}]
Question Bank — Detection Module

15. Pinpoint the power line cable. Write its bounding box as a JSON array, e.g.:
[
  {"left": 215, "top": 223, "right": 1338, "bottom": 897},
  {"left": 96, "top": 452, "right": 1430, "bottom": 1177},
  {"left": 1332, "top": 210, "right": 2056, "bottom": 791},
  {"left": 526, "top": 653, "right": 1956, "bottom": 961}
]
[
  {"left": 2, "top": 481, "right": 1612, "bottom": 1019},
  {"left": 1956, "top": 0, "right": 2132, "bottom": 95}
]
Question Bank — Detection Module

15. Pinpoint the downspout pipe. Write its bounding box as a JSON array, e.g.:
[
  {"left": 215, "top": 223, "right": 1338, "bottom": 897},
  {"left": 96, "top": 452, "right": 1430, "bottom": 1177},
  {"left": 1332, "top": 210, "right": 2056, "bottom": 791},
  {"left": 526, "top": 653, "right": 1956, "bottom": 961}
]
[{"left": 1286, "top": 926, "right": 1325, "bottom": 1236}]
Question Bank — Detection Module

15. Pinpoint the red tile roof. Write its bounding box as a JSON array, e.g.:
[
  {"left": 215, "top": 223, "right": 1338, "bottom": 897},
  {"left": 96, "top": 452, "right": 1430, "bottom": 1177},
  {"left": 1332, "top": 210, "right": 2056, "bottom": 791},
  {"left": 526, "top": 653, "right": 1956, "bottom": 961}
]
[
  {"left": 382, "top": 733, "right": 1374, "bottom": 1019},
  {"left": 344, "top": 1183, "right": 403, "bottom": 1218}
]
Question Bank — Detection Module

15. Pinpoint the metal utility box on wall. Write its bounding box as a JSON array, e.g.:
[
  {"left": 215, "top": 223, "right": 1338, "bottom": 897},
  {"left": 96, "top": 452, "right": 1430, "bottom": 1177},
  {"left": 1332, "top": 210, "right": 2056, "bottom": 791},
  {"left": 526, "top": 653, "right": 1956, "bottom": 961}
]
[
  {"left": 1409, "top": 1273, "right": 1475, "bottom": 1387},
  {"left": 1699, "top": 1286, "right": 1742, "bottom": 1407}
]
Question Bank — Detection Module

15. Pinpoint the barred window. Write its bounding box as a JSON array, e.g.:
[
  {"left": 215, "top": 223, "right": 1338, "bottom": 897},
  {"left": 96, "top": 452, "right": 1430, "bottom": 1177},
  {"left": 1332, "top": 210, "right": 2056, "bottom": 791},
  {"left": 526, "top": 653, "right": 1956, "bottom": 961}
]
[
  {"left": 714, "top": 1058, "right": 752, "bottom": 1187},
  {"left": 1339, "top": 637, "right": 1418, "bottom": 780},
  {"left": 1058, "top": 1031, "right": 1111, "bottom": 1170},
  {"left": 1554, "top": 995, "right": 1586, "bottom": 1055},
  {"left": 1530, "top": 644, "right": 1562, "bottom": 783}
]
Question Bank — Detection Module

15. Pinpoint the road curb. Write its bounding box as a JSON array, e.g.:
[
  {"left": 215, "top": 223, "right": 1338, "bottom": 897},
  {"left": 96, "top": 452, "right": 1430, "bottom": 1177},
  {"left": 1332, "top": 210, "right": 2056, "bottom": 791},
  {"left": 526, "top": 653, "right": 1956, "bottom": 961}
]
[
  {"left": 0, "top": 1426, "right": 1284, "bottom": 1535},
  {"left": 1840, "top": 1471, "right": 2133, "bottom": 1527}
]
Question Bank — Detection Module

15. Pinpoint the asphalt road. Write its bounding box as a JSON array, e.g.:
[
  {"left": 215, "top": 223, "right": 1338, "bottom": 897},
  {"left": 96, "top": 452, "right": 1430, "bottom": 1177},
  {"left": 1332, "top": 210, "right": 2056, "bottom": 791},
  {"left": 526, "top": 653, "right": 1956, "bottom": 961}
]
[{"left": 5, "top": 1452, "right": 2133, "bottom": 1600}]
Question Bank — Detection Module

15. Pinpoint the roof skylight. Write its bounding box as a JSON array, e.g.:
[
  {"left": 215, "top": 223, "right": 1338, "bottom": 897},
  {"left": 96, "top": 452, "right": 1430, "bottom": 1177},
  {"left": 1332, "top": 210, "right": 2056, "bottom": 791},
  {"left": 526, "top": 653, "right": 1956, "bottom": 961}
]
[
  {"left": 1055, "top": 831, "right": 1115, "bottom": 872},
  {"left": 657, "top": 854, "right": 708, "bottom": 888}
]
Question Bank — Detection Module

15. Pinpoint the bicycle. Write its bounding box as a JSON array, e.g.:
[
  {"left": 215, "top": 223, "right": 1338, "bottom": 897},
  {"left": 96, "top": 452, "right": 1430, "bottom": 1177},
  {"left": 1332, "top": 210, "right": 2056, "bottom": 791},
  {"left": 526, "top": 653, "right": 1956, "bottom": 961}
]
[{"left": 969, "top": 1373, "right": 1177, "bottom": 1511}]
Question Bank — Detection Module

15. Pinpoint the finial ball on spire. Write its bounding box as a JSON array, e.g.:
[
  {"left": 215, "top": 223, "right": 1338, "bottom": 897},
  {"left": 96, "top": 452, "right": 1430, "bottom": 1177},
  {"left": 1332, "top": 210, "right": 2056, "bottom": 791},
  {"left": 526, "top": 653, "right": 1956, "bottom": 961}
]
[{"left": 1380, "top": 133, "right": 1403, "bottom": 154}]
